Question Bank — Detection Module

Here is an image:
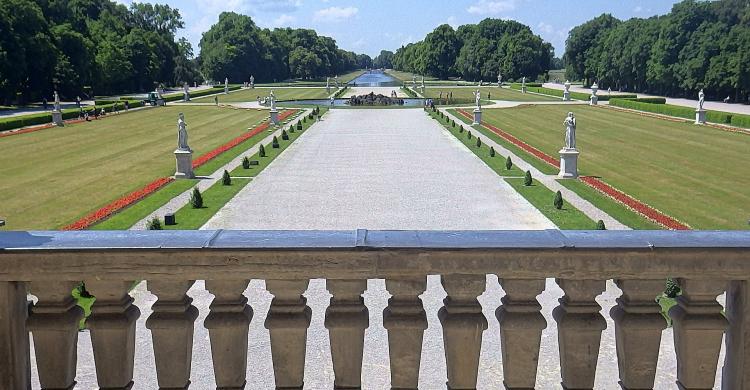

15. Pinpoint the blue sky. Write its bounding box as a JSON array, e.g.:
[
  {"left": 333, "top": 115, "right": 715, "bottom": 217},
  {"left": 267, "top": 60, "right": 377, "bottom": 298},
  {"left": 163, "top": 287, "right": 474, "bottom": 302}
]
[{"left": 115, "top": 0, "right": 681, "bottom": 58}]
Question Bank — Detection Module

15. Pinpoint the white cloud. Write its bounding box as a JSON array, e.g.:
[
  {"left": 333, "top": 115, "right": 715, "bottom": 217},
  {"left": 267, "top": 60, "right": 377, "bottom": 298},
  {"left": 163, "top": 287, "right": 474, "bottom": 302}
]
[
  {"left": 272, "top": 14, "right": 296, "bottom": 26},
  {"left": 446, "top": 16, "right": 459, "bottom": 28},
  {"left": 313, "top": 6, "right": 358, "bottom": 22},
  {"left": 537, "top": 21, "right": 554, "bottom": 34},
  {"left": 249, "top": 0, "right": 302, "bottom": 13},
  {"left": 352, "top": 38, "right": 366, "bottom": 48},
  {"left": 634, "top": 6, "right": 643, "bottom": 13},
  {"left": 467, "top": 0, "right": 516, "bottom": 15}
]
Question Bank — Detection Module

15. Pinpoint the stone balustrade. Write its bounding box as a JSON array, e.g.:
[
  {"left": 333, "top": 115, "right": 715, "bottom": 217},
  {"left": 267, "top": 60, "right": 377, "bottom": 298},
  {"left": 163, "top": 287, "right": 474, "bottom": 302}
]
[{"left": 0, "top": 229, "right": 749, "bottom": 389}]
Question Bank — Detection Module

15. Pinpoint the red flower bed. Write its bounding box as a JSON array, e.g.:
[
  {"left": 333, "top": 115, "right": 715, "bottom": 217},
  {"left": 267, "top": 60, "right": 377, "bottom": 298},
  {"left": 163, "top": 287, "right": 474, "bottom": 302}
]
[
  {"left": 452, "top": 109, "right": 691, "bottom": 230},
  {"left": 62, "top": 177, "right": 174, "bottom": 230},
  {"left": 192, "top": 109, "right": 296, "bottom": 168},
  {"left": 63, "top": 109, "right": 299, "bottom": 230},
  {"left": 457, "top": 109, "right": 560, "bottom": 168}
]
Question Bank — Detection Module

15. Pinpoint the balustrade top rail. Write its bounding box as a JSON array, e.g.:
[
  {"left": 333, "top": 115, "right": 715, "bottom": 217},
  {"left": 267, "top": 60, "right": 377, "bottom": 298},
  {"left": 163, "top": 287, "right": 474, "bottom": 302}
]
[{"left": 0, "top": 229, "right": 748, "bottom": 280}]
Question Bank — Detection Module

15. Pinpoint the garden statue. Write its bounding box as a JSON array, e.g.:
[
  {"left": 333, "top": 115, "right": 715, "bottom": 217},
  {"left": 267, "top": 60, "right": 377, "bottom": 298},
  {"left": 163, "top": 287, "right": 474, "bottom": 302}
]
[
  {"left": 472, "top": 89, "right": 483, "bottom": 125},
  {"left": 412, "top": 74, "right": 416, "bottom": 86},
  {"left": 421, "top": 75, "right": 425, "bottom": 90},
  {"left": 326, "top": 77, "right": 331, "bottom": 94},
  {"left": 563, "top": 112, "right": 577, "bottom": 150},
  {"left": 183, "top": 83, "right": 190, "bottom": 101},
  {"left": 521, "top": 76, "right": 527, "bottom": 93},
  {"left": 695, "top": 88, "right": 707, "bottom": 124},
  {"left": 589, "top": 82, "right": 599, "bottom": 105},
  {"left": 698, "top": 89, "right": 705, "bottom": 110},
  {"left": 270, "top": 90, "right": 276, "bottom": 110},
  {"left": 479, "top": 80, "right": 483, "bottom": 86},
  {"left": 250, "top": 75, "right": 255, "bottom": 88},
  {"left": 177, "top": 113, "right": 190, "bottom": 151},
  {"left": 498, "top": 72, "right": 502, "bottom": 87},
  {"left": 474, "top": 89, "right": 482, "bottom": 109},
  {"left": 335, "top": 75, "right": 339, "bottom": 88},
  {"left": 563, "top": 80, "right": 571, "bottom": 101},
  {"left": 53, "top": 91, "right": 61, "bottom": 112}
]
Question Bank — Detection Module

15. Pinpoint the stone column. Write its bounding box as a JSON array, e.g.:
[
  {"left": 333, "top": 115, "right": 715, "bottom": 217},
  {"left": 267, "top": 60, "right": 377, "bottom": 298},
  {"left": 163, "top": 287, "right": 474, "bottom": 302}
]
[
  {"left": 670, "top": 279, "right": 728, "bottom": 389},
  {"left": 0, "top": 281, "right": 31, "bottom": 390},
  {"left": 724, "top": 279, "right": 750, "bottom": 390},
  {"left": 553, "top": 279, "right": 606, "bottom": 390},
  {"left": 472, "top": 108, "right": 482, "bottom": 125},
  {"left": 145, "top": 281, "right": 198, "bottom": 390},
  {"left": 695, "top": 109, "right": 707, "bottom": 125},
  {"left": 610, "top": 279, "right": 667, "bottom": 389},
  {"left": 558, "top": 148, "right": 579, "bottom": 178},
  {"left": 52, "top": 110, "right": 64, "bottom": 126},
  {"left": 439, "top": 274, "right": 487, "bottom": 389},
  {"left": 496, "top": 279, "right": 547, "bottom": 389},
  {"left": 174, "top": 149, "right": 194, "bottom": 179},
  {"left": 383, "top": 277, "right": 428, "bottom": 390},
  {"left": 86, "top": 281, "right": 141, "bottom": 390},
  {"left": 270, "top": 110, "right": 280, "bottom": 125},
  {"left": 265, "top": 280, "right": 311, "bottom": 389},
  {"left": 325, "top": 279, "right": 368, "bottom": 389},
  {"left": 204, "top": 280, "right": 252, "bottom": 390},
  {"left": 27, "top": 281, "right": 83, "bottom": 390}
]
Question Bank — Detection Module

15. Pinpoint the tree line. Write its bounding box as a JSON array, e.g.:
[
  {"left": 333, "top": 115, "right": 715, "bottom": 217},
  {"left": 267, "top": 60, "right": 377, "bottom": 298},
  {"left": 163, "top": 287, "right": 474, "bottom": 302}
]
[
  {"left": 389, "top": 19, "right": 554, "bottom": 82},
  {"left": 197, "top": 12, "right": 371, "bottom": 84},
  {"left": 564, "top": 0, "right": 750, "bottom": 101}
]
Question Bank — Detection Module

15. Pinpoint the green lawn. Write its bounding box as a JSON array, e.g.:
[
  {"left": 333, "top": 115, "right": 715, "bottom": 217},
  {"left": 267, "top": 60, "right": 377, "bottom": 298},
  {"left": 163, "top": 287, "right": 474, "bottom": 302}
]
[
  {"left": 0, "top": 106, "right": 269, "bottom": 230},
  {"left": 193, "top": 87, "right": 331, "bottom": 103},
  {"left": 479, "top": 105, "right": 750, "bottom": 229},
  {"left": 385, "top": 70, "right": 437, "bottom": 82},
  {"left": 424, "top": 86, "right": 559, "bottom": 103},
  {"left": 428, "top": 109, "right": 524, "bottom": 177},
  {"left": 506, "top": 178, "right": 598, "bottom": 229},
  {"left": 162, "top": 178, "right": 252, "bottom": 229}
]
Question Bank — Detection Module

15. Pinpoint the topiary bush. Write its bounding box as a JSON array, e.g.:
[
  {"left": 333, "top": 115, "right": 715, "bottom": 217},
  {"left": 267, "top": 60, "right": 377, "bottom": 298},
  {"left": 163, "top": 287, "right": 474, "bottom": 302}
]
[
  {"left": 303, "top": 117, "right": 307, "bottom": 123},
  {"left": 259, "top": 144, "right": 266, "bottom": 157},
  {"left": 190, "top": 187, "right": 203, "bottom": 209},
  {"left": 665, "top": 278, "right": 681, "bottom": 298},
  {"left": 272, "top": 136, "right": 280, "bottom": 148},
  {"left": 242, "top": 156, "right": 250, "bottom": 169},
  {"left": 147, "top": 217, "right": 162, "bottom": 230},
  {"left": 505, "top": 156, "right": 513, "bottom": 170},
  {"left": 596, "top": 220, "right": 606, "bottom": 230},
  {"left": 281, "top": 129, "right": 289, "bottom": 140},
  {"left": 222, "top": 170, "right": 231, "bottom": 186},
  {"left": 553, "top": 190, "right": 563, "bottom": 209},
  {"left": 467, "top": 131, "right": 472, "bottom": 139},
  {"left": 459, "top": 125, "right": 464, "bottom": 133},
  {"left": 490, "top": 146, "right": 495, "bottom": 157},
  {"left": 524, "top": 171, "right": 532, "bottom": 186},
  {"left": 297, "top": 121, "right": 302, "bottom": 130},
  {"left": 451, "top": 120, "right": 456, "bottom": 127},
  {"left": 476, "top": 137, "right": 481, "bottom": 147}
]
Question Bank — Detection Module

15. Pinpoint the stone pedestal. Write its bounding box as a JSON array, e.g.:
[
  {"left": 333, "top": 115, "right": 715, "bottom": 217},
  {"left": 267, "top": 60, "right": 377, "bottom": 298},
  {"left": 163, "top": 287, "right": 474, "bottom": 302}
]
[
  {"left": 174, "top": 149, "right": 195, "bottom": 179},
  {"left": 51, "top": 110, "right": 64, "bottom": 126},
  {"left": 589, "top": 95, "right": 598, "bottom": 105},
  {"left": 224, "top": 86, "right": 228, "bottom": 95},
  {"left": 183, "top": 93, "right": 190, "bottom": 102},
  {"left": 270, "top": 109, "right": 279, "bottom": 125},
  {"left": 521, "top": 86, "right": 527, "bottom": 94},
  {"left": 472, "top": 108, "right": 482, "bottom": 125},
  {"left": 558, "top": 148, "right": 579, "bottom": 178},
  {"left": 695, "top": 109, "right": 706, "bottom": 125},
  {"left": 563, "top": 91, "right": 571, "bottom": 101}
]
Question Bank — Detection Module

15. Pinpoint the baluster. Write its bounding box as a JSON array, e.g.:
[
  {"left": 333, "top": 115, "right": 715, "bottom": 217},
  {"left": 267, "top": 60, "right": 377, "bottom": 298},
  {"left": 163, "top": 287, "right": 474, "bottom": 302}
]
[
  {"left": 204, "top": 279, "right": 252, "bottom": 390},
  {"left": 438, "top": 274, "right": 487, "bottom": 389},
  {"left": 0, "top": 281, "right": 31, "bottom": 390},
  {"left": 265, "top": 280, "right": 311, "bottom": 390},
  {"left": 670, "top": 279, "right": 728, "bottom": 390},
  {"left": 145, "top": 281, "right": 198, "bottom": 390},
  {"left": 496, "top": 278, "right": 546, "bottom": 390},
  {"left": 552, "top": 279, "right": 606, "bottom": 390},
  {"left": 610, "top": 279, "right": 667, "bottom": 389},
  {"left": 86, "top": 280, "right": 141, "bottom": 390},
  {"left": 27, "top": 281, "right": 83, "bottom": 390},
  {"left": 325, "top": 279, "right": 368, "bottom": 389},
  {"left": 383, "top": 277, "right": 427, "bottom": 390},
  {"left": 724, "top": 279, "right": 750, "bottom": 390}
]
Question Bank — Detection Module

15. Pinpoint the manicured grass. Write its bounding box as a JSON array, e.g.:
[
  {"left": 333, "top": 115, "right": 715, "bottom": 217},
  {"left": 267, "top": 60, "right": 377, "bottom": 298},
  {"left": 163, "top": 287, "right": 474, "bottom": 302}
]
[
  {"left": 479, "top": 105, "right": 750, "bottom": 229},
  {"left": 428, "top": 110, "right": 524, "bottom": 177},
  {"left": 505, "top": 178, "right": 598, "bottom": 229},
  {"left": 0, "top": 106, "right": 268, "bottom": 230},
  {"left": 557, "top": 179, "right": 663, "bottom": 230},
  {"left": 448, "top": 108, "right": 559, "bottom": 175},
  {"left": 162, "top": 178, "right": 252, "bottom": 229},
  {"left": 90, "top": 179, "right": 199, "bottom": 230},
  {"left": 424, "top": 86, "right": 558, "bottom": 103},
  {"left": 193, "top": 87, "right": 331, "bottom": 103},
  {"left": 385, "top": 70, "right": 437, "bottom": 82}
]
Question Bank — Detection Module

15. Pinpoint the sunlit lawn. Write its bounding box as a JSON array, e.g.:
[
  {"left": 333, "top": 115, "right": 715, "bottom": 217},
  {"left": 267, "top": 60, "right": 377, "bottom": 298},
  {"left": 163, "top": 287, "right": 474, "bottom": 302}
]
[
  {"left": 194, "top": 87, "right": 331, "bottom": 103},
  {"left": 479, "top": 105, "right": 750, "bottom": 229},
  {"left": 423, "top": 86, "right": 559, "bottom": 103},
  {"left": 0, "top": 106, "right": 268, "bottom": 229}
]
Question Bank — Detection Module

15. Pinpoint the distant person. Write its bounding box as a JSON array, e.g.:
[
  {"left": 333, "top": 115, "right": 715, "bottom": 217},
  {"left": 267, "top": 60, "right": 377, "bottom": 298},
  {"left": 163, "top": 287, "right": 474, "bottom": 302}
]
[
  {"left": 214, "top": 95, "right": 219, "bottom": 106},
  {"left": 488, "top": 92, "right": 491, "bottom": 99},
  {"left": 42, "top": 98, "right": 48, "bottom": 110},
  {"left": 724, "top": 95, "right": 731, "bottom": 104},
  {"left": 124, "top": 100, "right": 129, "bottom": 110},
  {"left": 76, "top": 96, "right": 81, "bottom": 108}
]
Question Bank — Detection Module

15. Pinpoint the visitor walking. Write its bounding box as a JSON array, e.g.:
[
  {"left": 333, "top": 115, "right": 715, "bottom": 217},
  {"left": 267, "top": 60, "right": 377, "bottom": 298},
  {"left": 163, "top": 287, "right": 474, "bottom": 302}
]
[
  {"left": 42, "top": 98, "right": 48, "bottom": 110},
  {"left": 214, "top": 95, "right": 219, "bottom": 106},
  {"left": 76, "top": 96, "right": 81, "bottom": 108}
]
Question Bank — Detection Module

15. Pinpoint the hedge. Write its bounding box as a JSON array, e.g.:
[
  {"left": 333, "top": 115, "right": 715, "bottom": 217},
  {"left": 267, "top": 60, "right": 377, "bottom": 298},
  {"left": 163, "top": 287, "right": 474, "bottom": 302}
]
[
  {"left": 508, "top": 84, "right": 636, "bottom": 101},
  {"left": 626, "top": 97, "right": 667, "bottom": 104},
  {"left": 164, "top": 85, "right": 241, "bottom": 102},
  {"left": 0, "top": 100, "right": 144, "bottom": 132},
  {"left": 510, "top": 82, "right": 543, "bottom": 88},
  {"left": 608, "top": 98, "right": 750, "bottom": 128}
]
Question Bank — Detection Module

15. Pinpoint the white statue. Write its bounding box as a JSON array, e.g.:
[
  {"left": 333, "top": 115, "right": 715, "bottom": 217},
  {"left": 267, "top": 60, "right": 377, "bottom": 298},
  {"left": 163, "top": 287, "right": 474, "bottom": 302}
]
[
  {"left": 184, "top": 83, "right": 189, "bottom": 94},
  {"left": 224, "top": 77, "right": 228, "bottom": 88},
  {"left": 421, "top": 75, "right": 425, "bottom": 88},
  {"left": 563, "top": 112, "right": 577, "bottom": 150},
  {"left": 53, "top": 91, "right": 61, "bottom": 111},
  {"left": 335, "top": 75, "right": 339, "bottom": 88},
  {"left": 497, "top": 72, "right": 502, "bottom": 86},
  {"left": 177, "top": 113, "right": 190, "bottom": 151},
  {"left": 250, "top": 75, "right": 255, "bottom": 87},
  {"left": 564, "top": 80, "right": 571, "bottom": 93},
  {"left": 698, "top": 89, "right": 705, "bottom": 110},
  {"left": 522, "top": 76, "right": 526, "bottom": 86},
  {"left": 412, "top": 74, "right": 416, "bottom": 85},
  {"left": 474, "top": 89, "right": 482, "bottom": 108},
  {"left": 479, "top": 80, "right": 483, "bottom": 86},
  {"left": 326, "top": 77, "right": 330, "bottom": 88},
  {"left": 269, "top": 90, "right": 276, "bottom": 110}
]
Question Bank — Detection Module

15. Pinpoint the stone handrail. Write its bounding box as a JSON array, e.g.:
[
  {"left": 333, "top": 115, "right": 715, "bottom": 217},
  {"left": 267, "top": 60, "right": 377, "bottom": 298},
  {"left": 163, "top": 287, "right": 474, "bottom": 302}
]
[{"left": 0, "top": 229, "right": 749, "bottom": 389}]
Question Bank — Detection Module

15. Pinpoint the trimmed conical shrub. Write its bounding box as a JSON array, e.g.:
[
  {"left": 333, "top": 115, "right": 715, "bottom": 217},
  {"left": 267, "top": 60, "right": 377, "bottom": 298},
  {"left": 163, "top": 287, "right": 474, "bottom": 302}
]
[
  {"left": 190, "top": 187, "right": 203, "bottom": 209},
  {"left": 222, "top": 170, "right": 231, "bottom": 186},
  {"left": 282, "top": 129, "right": 289, "bottom": 140},
  {"left": 476, "top": 137, "right": 481, "bottom": 147},
  {"left": 467, "top": 131, "right": 472, "bottom": 139},
  {"left": 147, "top": 217, "right": 162, "bottom": 230},
  {"left": 259, "top": 144, "right": 266, "bottom": 157},
  {"left": 459, "top": 125, "right": 464, "bottom": 133},
  {"left": 490, "top": 146, "right": 495, "bottom": 157},
  {"left": 451, "top": 120, "right": 456, "bottom": 127},
  {"left": 596, "top": 220, "right": 606, "bottom": 230},
  {"left": 303, "top": 117, "right": 307, "bottom": 123},
  {"left": 272, "top": 136, "right": 280, "bottom": 148},
  {"left": 524, "top": 171, "right": 532, "bottom": 186},
  {"left": 553, "top": 190, "right": 563, "bottom": 210},
  {"left": 505, "top": 156, "right": 513, "bottom": 170},
  {"left": 242, "top": 156, "right": 250, "bottom": 169},
  {"left": 296, "top": 121, "right": 302, "bottom": 130}
]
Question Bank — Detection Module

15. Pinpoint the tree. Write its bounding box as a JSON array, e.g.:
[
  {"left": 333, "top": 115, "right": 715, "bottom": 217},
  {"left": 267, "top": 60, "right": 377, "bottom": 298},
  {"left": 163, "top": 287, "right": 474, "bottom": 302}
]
[
  {"left": 289, "top": 47, "right": 322, "bottom": 78},
  {"left": 422, "top": 24, "right": 461, "bottom": 78},
  {"left": 373, "top": 50, "right": 394, "bottom": 69}
]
